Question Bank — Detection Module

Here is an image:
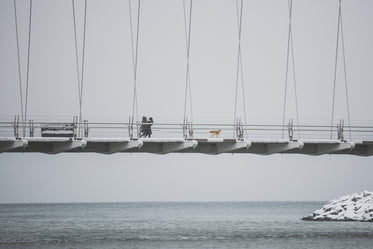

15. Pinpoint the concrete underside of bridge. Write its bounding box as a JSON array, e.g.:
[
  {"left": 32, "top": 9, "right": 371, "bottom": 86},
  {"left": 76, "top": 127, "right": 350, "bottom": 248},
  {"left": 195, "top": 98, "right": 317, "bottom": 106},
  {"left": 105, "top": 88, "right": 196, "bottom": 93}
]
[{"left": 1, "top": 137, "right": 373, "bottom": 156}]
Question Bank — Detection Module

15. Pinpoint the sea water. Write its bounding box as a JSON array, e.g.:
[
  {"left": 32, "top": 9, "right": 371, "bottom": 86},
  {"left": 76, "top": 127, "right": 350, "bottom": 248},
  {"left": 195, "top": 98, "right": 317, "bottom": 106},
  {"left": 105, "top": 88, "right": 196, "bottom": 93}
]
[{"left": 1, "top": 202, "right": 373, "bottom": 249}]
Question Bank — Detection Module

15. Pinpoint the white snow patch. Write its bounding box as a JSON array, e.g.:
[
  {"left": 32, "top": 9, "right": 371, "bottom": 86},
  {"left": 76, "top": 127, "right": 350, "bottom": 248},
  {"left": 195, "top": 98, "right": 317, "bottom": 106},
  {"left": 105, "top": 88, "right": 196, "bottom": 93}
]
[{"left": 303, "top": 191, "right": 373, "bottom": 222}]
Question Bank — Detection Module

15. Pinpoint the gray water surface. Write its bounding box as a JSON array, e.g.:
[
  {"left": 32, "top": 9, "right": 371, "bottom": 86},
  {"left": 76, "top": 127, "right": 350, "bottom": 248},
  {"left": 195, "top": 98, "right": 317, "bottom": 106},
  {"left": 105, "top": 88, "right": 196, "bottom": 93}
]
[{"left": 1, "top": 202, "right": 372, "bottom": 249}]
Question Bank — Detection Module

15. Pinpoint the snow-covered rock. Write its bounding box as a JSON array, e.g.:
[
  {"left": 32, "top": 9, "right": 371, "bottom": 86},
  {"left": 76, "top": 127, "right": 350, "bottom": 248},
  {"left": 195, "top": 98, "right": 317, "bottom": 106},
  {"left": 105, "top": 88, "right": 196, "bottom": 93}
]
[{"left": 303, "top": 191, "right": 373, "bottom": 222}]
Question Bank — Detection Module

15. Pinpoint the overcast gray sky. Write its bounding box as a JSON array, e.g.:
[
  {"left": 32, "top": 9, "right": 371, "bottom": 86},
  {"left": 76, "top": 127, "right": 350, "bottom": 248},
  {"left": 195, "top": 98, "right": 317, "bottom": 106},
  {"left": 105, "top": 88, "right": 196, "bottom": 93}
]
[{"left": 0, "top": 0, "right": 373, "bottom": 203}]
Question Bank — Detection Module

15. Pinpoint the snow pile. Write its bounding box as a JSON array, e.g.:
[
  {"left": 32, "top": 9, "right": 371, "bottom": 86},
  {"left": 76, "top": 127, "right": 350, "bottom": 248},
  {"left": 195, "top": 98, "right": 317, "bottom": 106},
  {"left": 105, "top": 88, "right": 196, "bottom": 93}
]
[{"left": 303, "top": 191, "right": 373, "bottom": 222}]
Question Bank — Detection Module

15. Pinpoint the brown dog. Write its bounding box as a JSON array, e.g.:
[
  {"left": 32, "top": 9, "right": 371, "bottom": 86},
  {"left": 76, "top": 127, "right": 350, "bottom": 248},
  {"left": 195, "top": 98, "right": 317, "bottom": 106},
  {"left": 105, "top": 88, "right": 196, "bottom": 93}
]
[{"left": 207, "top": 129, "right": 221, "bottom": 138}]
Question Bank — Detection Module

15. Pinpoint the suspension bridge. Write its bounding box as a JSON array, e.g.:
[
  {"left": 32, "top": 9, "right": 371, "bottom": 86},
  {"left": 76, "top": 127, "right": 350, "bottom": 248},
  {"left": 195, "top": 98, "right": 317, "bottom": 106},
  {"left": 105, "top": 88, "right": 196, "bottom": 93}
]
[{"left": 1, "top": 0, "right": 372, "bottom": 156}]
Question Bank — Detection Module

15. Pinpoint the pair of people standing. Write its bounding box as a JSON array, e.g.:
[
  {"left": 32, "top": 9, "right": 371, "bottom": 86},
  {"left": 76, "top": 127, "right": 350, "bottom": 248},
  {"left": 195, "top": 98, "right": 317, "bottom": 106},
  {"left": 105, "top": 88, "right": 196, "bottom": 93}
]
[{"left": 140, "top": 117, "right": 153, "bottom": 138}]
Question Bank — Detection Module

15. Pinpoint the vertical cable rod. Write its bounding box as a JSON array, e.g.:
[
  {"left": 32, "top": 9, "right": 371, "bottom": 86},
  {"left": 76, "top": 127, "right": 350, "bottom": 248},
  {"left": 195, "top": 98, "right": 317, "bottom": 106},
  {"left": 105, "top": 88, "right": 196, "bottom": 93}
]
[
  {"left": 183, "top": 0, "right": 193, "bottom": 125},
  {"left": 13, "top": 0, "right": 24, "bottom": 135},
  {"left": 128, "top": 0, "right": 135, "bottom": 128},
  {"left": 282, "top": 0, "right": 293, "bottom": 139},
  {"left": 134, "top": 0, "right": 141, "bottom": 123},
  {"left": 235, "top": 0, "right": 247, "bottom": 138},
  {"left": 24, "top": 0, "right": 33, "bottom": 138},
  {"left": 129, "top": 0, "right": 141, "bottom": 129},
  {"left": 233, "top": 0, "right": 244, "bottom": 137},
  {"left": 239, "top": 0, "right": 247, "bottom": 139},
  {"left": 289, "top": 0, "right": 300, "bottom": 140},
  {"left": 340, "top": 8, "right": 351, "bottom": 140},
  {"left": 183, "top": 0, "right": 194, "bottom": 124},
  {"left": 330, "top": 0, "right": 342, "bottom": 139},
  {"left": 72, "top": 0, "right": 82, "bottom": 137},
  {"left": 78, "top": 0, "right": 88, "bottom": 138}
]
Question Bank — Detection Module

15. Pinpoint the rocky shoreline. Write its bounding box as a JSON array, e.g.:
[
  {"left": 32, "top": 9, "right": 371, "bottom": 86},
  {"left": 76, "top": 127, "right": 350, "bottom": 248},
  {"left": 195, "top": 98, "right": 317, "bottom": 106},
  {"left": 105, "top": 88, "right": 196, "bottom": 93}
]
[{"left": 303, "top": 191, "right": 373, "bottom": 222}]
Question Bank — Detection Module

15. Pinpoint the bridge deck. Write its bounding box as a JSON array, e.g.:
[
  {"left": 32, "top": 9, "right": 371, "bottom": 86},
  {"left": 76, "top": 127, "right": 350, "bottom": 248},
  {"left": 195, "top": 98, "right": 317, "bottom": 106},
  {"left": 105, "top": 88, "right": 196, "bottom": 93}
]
[{"left": 1, "top": 137, "right": 372, "bottom": 156}]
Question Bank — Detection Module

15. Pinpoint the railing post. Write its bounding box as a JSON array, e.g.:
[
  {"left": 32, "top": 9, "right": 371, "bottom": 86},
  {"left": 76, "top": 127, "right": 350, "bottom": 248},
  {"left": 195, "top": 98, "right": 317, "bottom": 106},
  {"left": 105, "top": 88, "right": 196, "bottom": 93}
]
[
  {"left": 136, "top": 121, "right": 141, "bottom": 138},
  {"left": 73, "top": 116, "right": 78, "bottom": 139},
  {"left": 288, "top": 118, "right": 294, "bottom": 141},
  {"left": 188, "top": 121, "right": 194, "bottom": 139},
  {"left": 83, "top": 120, "right": 89, "bottom": 137},
  {"left": 128, "top": 116, "right": 133, "bottom": 139},
  {"left": 13, "top": 115, "right": 19, "bottom": 139},
  {"left": 183, "top": 117, "right": 187, "bottom": 139},
  {"left": 183, "top": 117, "right": 194, "bottom": 139},
  {"left": 235, "top": 117, "right": 244, "bottom": 140},
  {"left": 234, "top": 118, "right": 237, "bottom": 139},
  {"left": 29, "top": 120, "right": 34, "bottom": 137},
  {"left": 337, "top": 119, "right": 344, "bottom": 141}
]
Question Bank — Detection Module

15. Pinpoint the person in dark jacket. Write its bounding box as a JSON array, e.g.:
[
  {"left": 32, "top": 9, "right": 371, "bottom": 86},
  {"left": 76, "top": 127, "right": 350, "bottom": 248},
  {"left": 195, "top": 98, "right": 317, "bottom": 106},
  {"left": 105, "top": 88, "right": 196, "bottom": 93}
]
[
  {"left": 139, "top": 116, "right": 147, "bottom": 138},
  {"left": 144, "top": 117, "right": 153, "bottom": 138}
]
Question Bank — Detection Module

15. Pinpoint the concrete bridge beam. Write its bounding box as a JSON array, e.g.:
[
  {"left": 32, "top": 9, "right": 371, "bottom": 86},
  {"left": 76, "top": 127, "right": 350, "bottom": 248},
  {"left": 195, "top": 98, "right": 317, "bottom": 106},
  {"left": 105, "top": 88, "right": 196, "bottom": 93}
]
[
  {"left": 161, "top": 140, "right": 198, "bottom": 154},
  {"left": 315, "top": 141, "right": 355, "bottom": 155},
  {"left": 50, "top": 140, "right": 87, "bottom": 154},
  {"left": 0, "top": 139, "right": 28, "bottom": 152},
  {"left": 106, "top": 140, "right": 143, "bottom": 154},
  {"left": 216, "top": 140, "right": 251, "bottom": 154},
  {"left": 265, "top": 141, "right": 304, "bottom": 155},
  {"left": 366, "top": 145, "right": 373, "bottom": 156}
]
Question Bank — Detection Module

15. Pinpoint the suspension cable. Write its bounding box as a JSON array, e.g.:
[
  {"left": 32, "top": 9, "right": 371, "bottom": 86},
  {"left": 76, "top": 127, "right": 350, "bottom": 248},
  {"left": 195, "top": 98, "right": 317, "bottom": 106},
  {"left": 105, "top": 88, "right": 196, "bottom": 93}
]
[
  {"left": 134, "top": 0, "right": 141, "bottom": 123},
  {"left": 187, "top": 4, "right": 194, "bottom": 124},
  {"left": 78, "top": 0, "right": 88, "bottom": 137},
  {"left": 13, "top": 0, "right": 24, "bottom": 132},
  {"left": 183, "top": 0, "right": 193, "bottom": 125},
  {"left": 182, "top": 0, "right": 187, "bottom": 122},
  {"left": 239, "top": 0, "right": 247, "bottom": 137},
  {"left": 290, "top": 31, "right": 300, "bottom": 139},
  {"left": 72, "top": 0, "right": 81, "bottom": 135},
  {"left": 340, "top": 8, "right": 352, "bottom": 140},
  {"left": 282, "top": 0, "right": 292, "bottom": 139},
  {"left": 289, "top": 0, "right": 300, "bottom": 139},
  {"left": 233, "top": 0, "right": 244, "bottom": 136},
  {"left": 188, "top": 68, "right": 193, "bottom": 123},
  {"left": 129, "top": 0, "right": 141, "bottom": 128},
  {"left": 330, "top": 0, "right": 342, "bottom": 139},
  {"left": 234, "top": 0, "right": 248, "bottom": 139},
  {"left": 24, "top": 0, "right": 33, "bottom": 138},
  {"left": 128, "top": 0, "right": 135, "bottom": 124},
  {"left": 240, "top": 55, "right": 247, "bottom": 139},
  {"left": 182, "top": 0, "right": 188, "bottom": 50}
]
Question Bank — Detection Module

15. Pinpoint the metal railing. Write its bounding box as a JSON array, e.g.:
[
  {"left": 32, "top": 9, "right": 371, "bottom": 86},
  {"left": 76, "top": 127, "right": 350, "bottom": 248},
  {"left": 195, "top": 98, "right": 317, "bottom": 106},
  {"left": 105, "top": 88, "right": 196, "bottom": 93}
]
[{"left": 1, "top": 116, "right": 373, "bottom": 141}]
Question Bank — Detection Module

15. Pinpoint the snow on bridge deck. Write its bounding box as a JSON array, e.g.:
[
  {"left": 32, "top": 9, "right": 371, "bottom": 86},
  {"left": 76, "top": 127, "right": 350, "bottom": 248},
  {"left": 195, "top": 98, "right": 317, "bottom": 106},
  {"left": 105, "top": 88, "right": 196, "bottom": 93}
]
[{"left": 1, "top": 137, "right": 372, "bottom": 156}]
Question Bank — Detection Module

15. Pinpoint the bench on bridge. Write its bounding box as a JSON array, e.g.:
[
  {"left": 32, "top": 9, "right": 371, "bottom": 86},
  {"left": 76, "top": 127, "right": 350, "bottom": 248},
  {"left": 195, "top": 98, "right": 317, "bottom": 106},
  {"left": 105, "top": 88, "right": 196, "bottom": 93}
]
[{"left": 41, "top": 123, "right": 76, "bottom": 137}]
